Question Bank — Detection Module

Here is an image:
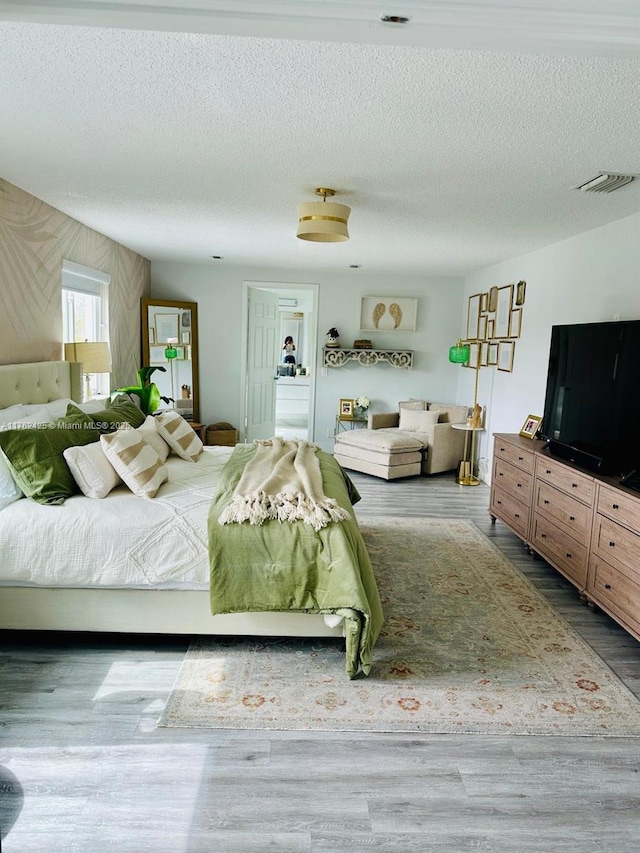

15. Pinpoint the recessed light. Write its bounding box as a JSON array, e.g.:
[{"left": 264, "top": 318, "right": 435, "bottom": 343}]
[
  {"left": 349, "top": 264, "right": 362, "bottom": 269},
  {"left": 211, "top": 255, "right": 224, "bottom": 260},
  {"left": 380, "top": 14, "right": 410, "bottom": 24}
]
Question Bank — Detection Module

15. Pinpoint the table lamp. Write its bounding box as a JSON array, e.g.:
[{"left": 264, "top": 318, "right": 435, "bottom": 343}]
[{"left": 64, "top": 341, "right": 112, "bottom": 401}]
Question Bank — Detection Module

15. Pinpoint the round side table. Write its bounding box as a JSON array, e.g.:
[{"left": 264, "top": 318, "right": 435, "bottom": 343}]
[{"left": 451, "top": 423, "right": 485, "bottom": 486}]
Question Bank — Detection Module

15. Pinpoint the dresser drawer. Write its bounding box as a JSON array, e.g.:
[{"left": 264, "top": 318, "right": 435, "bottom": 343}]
[
  {"left": 535, "top": 456, "right": 594, "bottom": 505},
  {"left": 493, "top": 458, "right": 531, "bottom": 503},
  {"left": 592, "top": 514, "right": 640, "bottom": 580},
  {"left": 534, "top": 480, "right": 591, "bottom": 540},
  {"left": 531, "top": 514, "right": 588, "bottom": 588},
  {"left": 589, "top": 555, "right": 640, "bottom": 638},
  {"left": 490, "top": 485, "right": 529, "bottom": 539},
  {"left": 493, "top": 439, "right": 534, "bottom": 473},
  {"left": 596, "top": 484, "right": 640, "bottom": 535}
]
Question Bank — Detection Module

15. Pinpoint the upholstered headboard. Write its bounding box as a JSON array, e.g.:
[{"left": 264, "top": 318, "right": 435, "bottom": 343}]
[{"left": 0, "top": 361, "right": 82, "bottom": 409}]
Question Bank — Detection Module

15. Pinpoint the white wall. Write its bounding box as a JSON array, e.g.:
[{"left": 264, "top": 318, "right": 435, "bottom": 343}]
[
  {"left": 151, "top": 262, "right": 466, "bottom": 450},
  {"left": 459, "top": 213, "right": 640, "bottom": 481}
]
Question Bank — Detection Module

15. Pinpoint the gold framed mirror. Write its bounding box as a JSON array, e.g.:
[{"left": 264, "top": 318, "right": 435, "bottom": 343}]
[{"left": 141, "top": 298, "right": 200, "bottom": 423}]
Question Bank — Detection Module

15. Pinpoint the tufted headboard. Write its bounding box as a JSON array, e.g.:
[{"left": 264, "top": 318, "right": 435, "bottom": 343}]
[{"left": 0, "top": 361, "right": 82, "bottom": 409}]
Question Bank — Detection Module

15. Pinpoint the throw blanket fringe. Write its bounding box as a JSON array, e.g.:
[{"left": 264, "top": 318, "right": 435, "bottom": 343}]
[{"left": 218, "top": 438, "right": 351, "bottom": 531}]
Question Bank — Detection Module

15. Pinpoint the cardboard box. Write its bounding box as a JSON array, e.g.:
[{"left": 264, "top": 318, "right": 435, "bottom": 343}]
[{"left": 206, "top": 428, "right": 239, "bottom": 447}]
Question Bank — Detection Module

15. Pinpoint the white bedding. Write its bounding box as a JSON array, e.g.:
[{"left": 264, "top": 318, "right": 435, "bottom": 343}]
[{"left": 0, "top": 446, "right": 234, "bottom": 590}]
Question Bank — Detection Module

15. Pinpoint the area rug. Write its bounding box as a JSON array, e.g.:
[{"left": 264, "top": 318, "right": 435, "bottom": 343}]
[{"left": 159, "top": 518, "right": 640, "bottom": 735}]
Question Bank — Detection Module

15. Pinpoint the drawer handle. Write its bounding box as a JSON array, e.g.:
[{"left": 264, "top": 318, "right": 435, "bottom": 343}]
[
  {"left": 565, "top": 552, "right": 572, "bottom": 558},
  {"left": 514, "top": 513, "right": 520, "bottom": 518},
  {"left": 496, "top": 500, "right": 502, "bottom": 505},
  {"left": 612, "top": 503, "right": 619, "bottom": 510},
  {"left": 609, "top": 541, "right": 615, "bottom": 547},
  {"left": 500, "top": 447, "right": 505, "bottom": 452},
  {"left": 604, "top": 583, "right": 611, "bottom": 590},
  {"left": 518, "top": 456, "right": 523, "bottom": 461},
  {"left": 498, "top": 472, "right": 503, "bottom": 477},
  {"left": 571, "top": 483, "right": 578, "bottom": 489},
  {"left": 543, "top": 499, "right": 549, "bottom": 504},
  {"left": 545, "top": 469, "right": 551, "bottom": 474},
  {"left": 541, "top": 533, "right": 547, "bottom": 539},
  {"left": 569, "top": 515, "right": 575, "bottom": 521},
  {"left": 517, "top": 483, "right": 522, "bottom": 488}
]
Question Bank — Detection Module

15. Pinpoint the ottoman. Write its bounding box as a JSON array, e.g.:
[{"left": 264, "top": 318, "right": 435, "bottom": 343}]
[{"left": 333, "top": 429, "right": 424, "bottom": 480}]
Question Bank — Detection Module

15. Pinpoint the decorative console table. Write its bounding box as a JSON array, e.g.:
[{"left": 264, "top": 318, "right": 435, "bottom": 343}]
[{"left": 323, "top": 348, "right": 413, "bottom": 369}]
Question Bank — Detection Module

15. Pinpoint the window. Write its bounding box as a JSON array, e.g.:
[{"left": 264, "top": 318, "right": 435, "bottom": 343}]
[{"left": 61, "top": 260, "right": 111, "bottom": 396}]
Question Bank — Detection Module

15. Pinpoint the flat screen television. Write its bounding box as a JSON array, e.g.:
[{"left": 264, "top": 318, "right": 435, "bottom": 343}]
[{"left": 541, "top": 319, "right": 640, "bottom": 480}]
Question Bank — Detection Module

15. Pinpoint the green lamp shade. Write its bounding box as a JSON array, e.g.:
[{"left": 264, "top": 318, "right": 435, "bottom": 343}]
[
  {"left": 164, "top": 346, "right": 178, "bottom": 359},
  {"left": 449, "top": 342, "right": 470, "bottom": 364}
]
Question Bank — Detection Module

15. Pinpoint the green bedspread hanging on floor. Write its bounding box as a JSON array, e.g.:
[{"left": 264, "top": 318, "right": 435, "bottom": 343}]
[{"left": 208, "top": 443, "right": 383, "bottom": 678}]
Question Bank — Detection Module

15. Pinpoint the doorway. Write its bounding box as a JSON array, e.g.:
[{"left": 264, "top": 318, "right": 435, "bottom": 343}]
[{"left": 241, "top": 281, "right": 318, "bottom": 443}]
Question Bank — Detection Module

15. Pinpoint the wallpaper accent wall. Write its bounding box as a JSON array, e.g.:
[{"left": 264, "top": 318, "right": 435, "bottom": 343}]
[{"left": 0, "top": 179, "right": 150, "bottom": 389}]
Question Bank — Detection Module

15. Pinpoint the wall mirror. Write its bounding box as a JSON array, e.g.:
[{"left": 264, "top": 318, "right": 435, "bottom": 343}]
[{"left": 141, "top": 297, "right": 200, "bottom": 423}]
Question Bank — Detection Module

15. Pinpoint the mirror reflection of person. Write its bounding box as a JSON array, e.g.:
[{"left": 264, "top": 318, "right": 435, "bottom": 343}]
[{"left": 282, "top": 336, "right": 296, "bottom": 364}]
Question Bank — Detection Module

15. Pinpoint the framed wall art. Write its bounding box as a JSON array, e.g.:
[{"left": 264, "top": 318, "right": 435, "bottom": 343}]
[
  {"left": 508, "top": 307, "right": 522, "bottom": 338},
  {"left": 515, "top": 280, "right": 527, "bottom": 306},
  {"left": 360, "top": 297, "right": 417, "bottom": 331},
  {"left": 488, "top": 286, "right": 498, "bottom": 312},
  {"left": 466, "top": 293, "right": 482, "bottom": 340},
  {"left": 487, "top": 342, "right": 499, "bottom": 365},
  {"left": 493, "top": 284, "right": 514, "bottom": 338},
  {"left": 149, "top": 345, "right": 167, "bottom": 363},
  {"left": 497, "top": 340, "right": 515, "bottom": 372},
  {"left": 154, "top": 313, "right": 179, "bottom": 344}
]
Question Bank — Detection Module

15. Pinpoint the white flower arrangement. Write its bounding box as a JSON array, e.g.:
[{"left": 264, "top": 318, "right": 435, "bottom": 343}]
[{"left": 355, "top": 395, "right": 370, "bottom": 411}]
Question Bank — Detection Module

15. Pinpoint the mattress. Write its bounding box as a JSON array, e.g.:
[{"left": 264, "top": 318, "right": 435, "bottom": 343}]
[{"left": 0, "top": 446, "right": 234, "bottom": 590}]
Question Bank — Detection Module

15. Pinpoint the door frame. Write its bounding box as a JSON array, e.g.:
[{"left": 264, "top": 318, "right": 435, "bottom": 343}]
[{"left": 240, "top": 280, "right": 319, "bottom": 443}]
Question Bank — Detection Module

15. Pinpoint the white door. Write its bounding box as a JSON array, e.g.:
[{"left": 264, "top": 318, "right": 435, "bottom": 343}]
[{"left": 246, "top": 287, "right": 279, "bottom": 441}]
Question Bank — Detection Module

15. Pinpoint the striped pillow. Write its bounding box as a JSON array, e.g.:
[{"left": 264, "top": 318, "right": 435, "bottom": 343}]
[
  {"left": 154, "top": 411, "right": 202, "bottom": 461},
  {"left": 100, "top": 429, "right": 167, "bottom": 498}
]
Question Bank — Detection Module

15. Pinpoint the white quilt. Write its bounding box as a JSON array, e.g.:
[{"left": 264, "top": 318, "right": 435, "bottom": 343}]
[{"left": 0, "top": 446, "right": 234, "bottom": 590}]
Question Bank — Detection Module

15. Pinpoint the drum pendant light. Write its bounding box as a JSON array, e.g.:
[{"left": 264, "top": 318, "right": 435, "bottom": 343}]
[{"left": 296, "top": 187, "right": 350, "bottom": 242}]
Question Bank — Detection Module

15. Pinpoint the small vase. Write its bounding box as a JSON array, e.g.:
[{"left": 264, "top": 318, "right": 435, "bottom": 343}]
[{"left": 355, "top": 407, "right": 368, "bottom": 420}]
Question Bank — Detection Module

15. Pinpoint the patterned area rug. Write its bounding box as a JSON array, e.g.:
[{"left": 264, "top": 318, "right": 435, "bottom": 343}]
[{"left": 159, "top": 518, "right": 640, "bottom": 735}]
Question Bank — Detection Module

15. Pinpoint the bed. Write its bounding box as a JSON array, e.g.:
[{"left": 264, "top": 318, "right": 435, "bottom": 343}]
[{"left": 0, "top": 361, "right": 382, "bottom": 675}]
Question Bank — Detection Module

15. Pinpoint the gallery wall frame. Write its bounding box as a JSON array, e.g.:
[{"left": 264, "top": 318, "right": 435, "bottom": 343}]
[
  {"left": 487, "top": 342, "right": 499, "bottom": 365},
  {"left": 493, "top": 284, "right": 514, "bottom": 338},
  {"left": 466, "top": 293, "right": 482, "bottom": 340},
  {"left": 508, "top": 307, "right": 522, "bottom": 338},
  {"left": 497, "top": 340, "right": 515, "bottom": 372},
  {"left": 360, "top": 297, "right": 417, "bottom": 331},
  {"left": 154, "top": 313, "right": 180, "bottom": 344}
]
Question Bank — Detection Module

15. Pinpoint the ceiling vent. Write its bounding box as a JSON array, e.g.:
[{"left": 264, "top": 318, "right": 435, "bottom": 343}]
[{"left": 573, "top": 173, "right": 635, "bottom": 193}]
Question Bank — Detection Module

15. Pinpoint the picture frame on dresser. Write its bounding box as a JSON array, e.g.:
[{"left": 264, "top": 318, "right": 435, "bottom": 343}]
[{"left": 519, "top": 414, "right": 542, "bottom": 439}]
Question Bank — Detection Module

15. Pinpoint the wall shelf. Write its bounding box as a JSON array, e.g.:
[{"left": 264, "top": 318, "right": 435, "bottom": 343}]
[{"left": 323, "top": 348, "right": 413, "bottom": 369}]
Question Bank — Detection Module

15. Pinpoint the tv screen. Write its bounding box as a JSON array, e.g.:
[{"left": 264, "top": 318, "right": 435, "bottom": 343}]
[{"left": 541, "top": 320, "right": 640, "bottom": 477}]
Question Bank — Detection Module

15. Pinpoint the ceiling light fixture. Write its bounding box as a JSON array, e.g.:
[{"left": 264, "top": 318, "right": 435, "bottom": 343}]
[
  {"left": 296, "top": 188, "right": 350, "bottom": 243},
  {"left": 380, "top": 14, "right": 410, "bottom": 24}
]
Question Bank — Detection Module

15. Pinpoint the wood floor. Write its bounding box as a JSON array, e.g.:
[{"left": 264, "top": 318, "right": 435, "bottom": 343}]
[{"left": 1, "top": 472, "right": 639, "bottom": 852}]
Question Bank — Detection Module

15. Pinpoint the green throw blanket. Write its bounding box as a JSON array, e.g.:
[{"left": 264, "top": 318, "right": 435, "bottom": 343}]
[{"left": 208, "top": 443, "right": 383, "bottom": 677}]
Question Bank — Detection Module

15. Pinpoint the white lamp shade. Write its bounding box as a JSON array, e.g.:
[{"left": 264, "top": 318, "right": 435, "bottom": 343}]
[
  {"left": 64, "top": 342, "right": 112, "bottom": 374},
  {"left": 297, "top": 200, "right": 350, "bottom": 242}
]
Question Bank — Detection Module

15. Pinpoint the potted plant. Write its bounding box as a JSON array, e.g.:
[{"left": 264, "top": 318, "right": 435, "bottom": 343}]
[
  {"left": 326, "top": 327, "right": 340, "bottom": 348},
  {"left": 112, "top": 366, "right": 173, "bottom": 415}
]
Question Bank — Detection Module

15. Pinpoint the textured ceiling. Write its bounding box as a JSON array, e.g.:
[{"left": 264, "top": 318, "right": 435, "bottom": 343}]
[{"left": 0, "top": 1, "right": 638, "bottom": 274}]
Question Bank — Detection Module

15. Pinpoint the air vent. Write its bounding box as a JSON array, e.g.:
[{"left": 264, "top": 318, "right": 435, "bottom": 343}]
[{"left": 574, "top": 173, "right": 635, "bottom": 193}]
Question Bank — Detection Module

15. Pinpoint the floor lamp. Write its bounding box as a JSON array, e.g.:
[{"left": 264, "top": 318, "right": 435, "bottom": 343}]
[
  {"left": 64, "top": 341, "right": 112, "bottom": 401},
  {"left": 164, "top": 342, "right": 178, "bottom": 403},
  {"left": 449, "top": 340, "right": 483, "bottom": 486}
]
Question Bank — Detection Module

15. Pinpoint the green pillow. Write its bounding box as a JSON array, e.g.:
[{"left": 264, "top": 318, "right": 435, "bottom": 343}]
[
  {"left": 0, "top": 413, "right": 99, "bottom": 505},
  {"left": 66, "top": 398, "right": 145, "bottom": 432}
]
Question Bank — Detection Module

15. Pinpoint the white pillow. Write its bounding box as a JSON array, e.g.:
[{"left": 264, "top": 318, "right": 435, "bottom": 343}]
[
  {"left": 398, "top": 408, "right": 440, "bottom": 432},
  {"left": 0, "top": 404, "right": 27, "bottom": 425},
  {"left": 137, "top": 415, "right": 170, "bottom": 462},
  {"left": 100, "top": 430, "right": 168, "bottom": 499},
  {"left": 0, "top": 449, "right": 23, "bottom": 510},
  {"left": 154, "top": 410, "right": 202, "bottom": 461},
  {"left": 398, "top": 399, "right": 427, "bottom": 411},
  {"left": 63, "top": 441, "right": 122, "bottom": 499}
]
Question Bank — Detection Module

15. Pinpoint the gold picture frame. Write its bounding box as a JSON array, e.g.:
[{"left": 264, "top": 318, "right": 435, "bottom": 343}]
[
  {"left": 487, "top": 342, "right": 499, "bottom": 365},
  {"left": 515, "top": 280, "right": 527, "bottom": 306},
  {"left": 488, "top": 286, "right": 498, "bottom": 312},
  {"left": 497, "top": 340, "right": 515, "bottom": 372},
  {"left": 494, "top": 284, "right": 514, "bottom": 338},
  {"left": 519, "top": 414, "right": 542, "bottom": 439},
  {"left": 466, "top": 293, "right": 482, "bottom": 340},
  {"left": 339, "top": 398, "right": 355, "bottom": 418},
  {"left": 508, "top": 307, "right": 522, "bottom": 338}
]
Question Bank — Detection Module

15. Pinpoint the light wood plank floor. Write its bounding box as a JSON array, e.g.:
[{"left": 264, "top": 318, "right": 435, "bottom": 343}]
[{"left": 1, "top": 472, "right": 639, "bottom": 852}]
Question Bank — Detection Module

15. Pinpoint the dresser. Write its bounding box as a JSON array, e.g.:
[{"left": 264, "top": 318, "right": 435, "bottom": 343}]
[{"left": 489, "top": 433, "right": 640, "bottom": 643}]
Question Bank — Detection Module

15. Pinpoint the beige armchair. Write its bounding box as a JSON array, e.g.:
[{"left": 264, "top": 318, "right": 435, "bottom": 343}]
[{"left": 368, "top": 400, "right": 469, "bottom": 475}]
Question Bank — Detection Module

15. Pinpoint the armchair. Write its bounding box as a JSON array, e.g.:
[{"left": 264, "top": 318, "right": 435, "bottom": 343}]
[{"left": 368, "top": 400, "right": 469, "bottom": 475}]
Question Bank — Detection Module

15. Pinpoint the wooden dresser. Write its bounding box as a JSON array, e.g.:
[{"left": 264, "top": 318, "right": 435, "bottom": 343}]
[{"left": 489, "top": 433, "right": 640, "bottom": 643}]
